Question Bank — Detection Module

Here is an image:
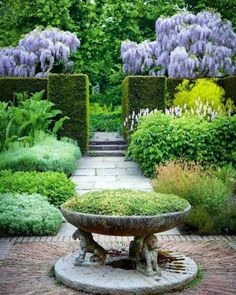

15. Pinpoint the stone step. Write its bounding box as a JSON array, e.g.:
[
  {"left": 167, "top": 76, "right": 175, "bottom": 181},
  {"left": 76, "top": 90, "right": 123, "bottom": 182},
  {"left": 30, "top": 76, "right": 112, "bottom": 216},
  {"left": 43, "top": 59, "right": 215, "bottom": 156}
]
[
  {"left": 86, "top": 150, "right": 126, "bottom": 157},
  {"left": 89, "top": 144, "right": 127, "bottom": 151},
  {"left": 90, "top": 140, "right": 126, "bottom": 145}
]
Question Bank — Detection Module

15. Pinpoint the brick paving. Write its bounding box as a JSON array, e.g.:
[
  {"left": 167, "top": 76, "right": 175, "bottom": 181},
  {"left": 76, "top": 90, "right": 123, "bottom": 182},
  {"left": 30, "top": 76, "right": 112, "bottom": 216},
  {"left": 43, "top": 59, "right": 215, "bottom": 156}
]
[{"left": 0, "top": 240, "right": 235, "bottom": 295}]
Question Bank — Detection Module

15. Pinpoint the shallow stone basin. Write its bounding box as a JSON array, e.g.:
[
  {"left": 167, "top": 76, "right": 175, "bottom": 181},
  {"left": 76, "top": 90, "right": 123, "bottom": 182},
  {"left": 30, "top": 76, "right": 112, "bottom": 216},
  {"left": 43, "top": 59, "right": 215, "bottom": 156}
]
[{"left": 61, "top": 205, "right": 191, "bottom": 236}]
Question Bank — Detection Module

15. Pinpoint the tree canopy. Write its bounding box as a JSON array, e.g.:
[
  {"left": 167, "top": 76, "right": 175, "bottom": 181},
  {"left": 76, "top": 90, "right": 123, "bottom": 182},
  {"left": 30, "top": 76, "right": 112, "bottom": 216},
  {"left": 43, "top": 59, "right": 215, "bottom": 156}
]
[{"left": 0, "top": 0, "right": 235, "bottom": 105}]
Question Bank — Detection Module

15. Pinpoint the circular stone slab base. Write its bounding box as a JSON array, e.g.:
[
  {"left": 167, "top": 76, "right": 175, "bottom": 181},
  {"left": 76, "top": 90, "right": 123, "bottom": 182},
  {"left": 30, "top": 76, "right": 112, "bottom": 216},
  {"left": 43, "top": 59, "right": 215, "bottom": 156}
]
[{"left": 55, "top": 252, "right": 198, "bottom": 295}]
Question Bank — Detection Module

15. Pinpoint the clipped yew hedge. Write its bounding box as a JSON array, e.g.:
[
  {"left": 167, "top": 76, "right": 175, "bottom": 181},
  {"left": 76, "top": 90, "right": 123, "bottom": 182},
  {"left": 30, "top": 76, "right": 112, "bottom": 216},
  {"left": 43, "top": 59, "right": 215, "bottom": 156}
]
[
  {"left": 0, "top": 74, "right": 89, "bottom": 153},
  {"left": 48, "top": 74, "right": 89, "bottom": 153},
  {"left": 0, "top": 77, "right": 48, "bottom": 102},
  {"left": 122, "top": 76, "right": 166, "bottom": 138}
]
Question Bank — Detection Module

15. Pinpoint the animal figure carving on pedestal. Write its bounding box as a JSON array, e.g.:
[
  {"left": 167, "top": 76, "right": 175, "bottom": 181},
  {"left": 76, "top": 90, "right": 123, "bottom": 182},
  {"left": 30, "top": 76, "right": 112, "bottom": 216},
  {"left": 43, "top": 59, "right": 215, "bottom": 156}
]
[
  {"left": 72, "top": 229, "right": 106, "bottom": 265},
  {"left": 129, "top": 234, "right": 161, "bottom": 276}
]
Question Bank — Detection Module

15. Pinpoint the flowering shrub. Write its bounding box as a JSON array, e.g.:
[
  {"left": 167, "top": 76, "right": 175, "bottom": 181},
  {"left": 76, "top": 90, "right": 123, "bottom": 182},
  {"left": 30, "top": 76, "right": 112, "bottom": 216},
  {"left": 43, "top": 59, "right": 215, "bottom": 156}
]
[
  {"left": 121, "top": 11, "right": 236, "bottom": 78},
  {"left": 124, "top": 98, "right": 232, "bottom": 133},
  {"left": 0, "top": 28, "right": 80, "bottom": 77},
  {"left": 127, "top": 112, "right": 236, "bottom": 176}
]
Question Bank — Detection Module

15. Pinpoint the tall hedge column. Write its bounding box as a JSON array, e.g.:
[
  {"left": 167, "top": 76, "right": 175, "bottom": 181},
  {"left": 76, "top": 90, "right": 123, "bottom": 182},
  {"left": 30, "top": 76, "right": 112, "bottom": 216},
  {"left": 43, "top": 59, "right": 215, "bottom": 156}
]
[
  {"left": 48, "top": 74, "right": 89, "bottom": 153},
  {"left": 122, "top": 76, "right": 166, "bottom": 139}
]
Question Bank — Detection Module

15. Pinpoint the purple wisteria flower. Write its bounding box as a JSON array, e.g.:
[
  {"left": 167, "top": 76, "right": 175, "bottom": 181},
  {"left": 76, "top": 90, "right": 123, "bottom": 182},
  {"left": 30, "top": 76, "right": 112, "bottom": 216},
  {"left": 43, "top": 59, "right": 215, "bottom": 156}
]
[
  {"left": 0, "top": 28, "right": 80, "bottom": 77},
  {"left": 121, "top": 11, "right": 236, "bottom": 78}
]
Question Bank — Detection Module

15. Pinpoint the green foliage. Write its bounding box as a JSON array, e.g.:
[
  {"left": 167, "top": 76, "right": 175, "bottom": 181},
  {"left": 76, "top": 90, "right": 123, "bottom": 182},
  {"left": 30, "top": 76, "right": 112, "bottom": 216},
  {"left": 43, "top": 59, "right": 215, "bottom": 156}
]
[
  {"left": 122, "top": 76, "right": 166, "bottom": 138},
  {"left": 214, "top": 164, "right": 236, "bottom": 185},
  {"left": 0, "top": 1, "right": 184, "bottom": 106},
  {"left": 153, "top": 162, "right": 236, "bottom": 234},
  {"left": 0, "top": 170, "right": 76, "bottom": 207},
  {"left": 173, "top": 79, "right": 234, "bottom": 113},
  {"left": 0, "top": 75, "right": 90, "bottom": 152},
  {"left": 48, "top": 74, "right": 89, "bottom": 153},
  {"left": 71, "top": 0, "right": 184, "bottom": 103},
  {"left": 90, "top": 103, "right": 122, "bottom": 132},
  {"left": 63, "top": 189, "right": 190, "bottom": 216},
  {"left": 167, "top": 76, "right": 236, "bottom": 107},
  {"left": 0, "top": 133, "right": 81, "bottom": 175},
  {"left": 0, "top": 193, "right": 63, "bottom": 236},
  {"left": 185, "top": 207, "right": 215, "bottom": 234},
  {"left": 128, "top": 112, "right": 236, "bottom": 177},
  {"left": 0, "top": 90, "right": 68, "bottom": 151},
  {"left": 0, "top": 0, "right": 72, "bottom": 47},
  {"left": 90, "top": 70, "right": 124, "bottom": 107}
]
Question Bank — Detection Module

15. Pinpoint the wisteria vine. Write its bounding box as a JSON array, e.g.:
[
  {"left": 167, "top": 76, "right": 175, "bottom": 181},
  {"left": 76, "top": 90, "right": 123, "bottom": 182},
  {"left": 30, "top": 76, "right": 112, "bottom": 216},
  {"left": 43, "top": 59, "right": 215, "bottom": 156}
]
[
  {"left": 121, "top": 11, "right": 236, "bottom": 78},
  {"left": 0, "top": 28, "right": 80, "bottom": 77}
]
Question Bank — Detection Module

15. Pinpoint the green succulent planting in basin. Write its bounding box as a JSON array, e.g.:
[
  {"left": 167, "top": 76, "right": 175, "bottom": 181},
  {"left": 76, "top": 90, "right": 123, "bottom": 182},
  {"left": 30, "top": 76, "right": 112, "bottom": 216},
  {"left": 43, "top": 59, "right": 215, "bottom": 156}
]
[{"left": 62, "top": 190, "right": 190, "bottom": 216}]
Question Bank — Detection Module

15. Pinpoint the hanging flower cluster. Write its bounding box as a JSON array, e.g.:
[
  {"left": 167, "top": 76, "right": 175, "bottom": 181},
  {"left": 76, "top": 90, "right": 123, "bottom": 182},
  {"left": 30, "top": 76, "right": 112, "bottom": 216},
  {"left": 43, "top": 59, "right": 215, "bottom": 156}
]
[
  {"left": 121, "top": 11, "right": 236, "bottom": 78},
  {"left": 0, "top": 28, "right": 80, "bottom": 77}
]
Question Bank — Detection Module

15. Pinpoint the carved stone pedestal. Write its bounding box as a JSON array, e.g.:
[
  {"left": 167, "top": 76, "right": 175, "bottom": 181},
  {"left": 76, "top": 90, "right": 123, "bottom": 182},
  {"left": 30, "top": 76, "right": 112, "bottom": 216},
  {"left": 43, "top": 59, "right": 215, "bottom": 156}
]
[
  {"left": 72, "top": 229, "right": 163, "bottom": 276},
  {"left": 56, "top": 206, "right": 197, "bottom": 294},
  {"left": 55, "top": 250, "right": 198, "bottom": 295}
]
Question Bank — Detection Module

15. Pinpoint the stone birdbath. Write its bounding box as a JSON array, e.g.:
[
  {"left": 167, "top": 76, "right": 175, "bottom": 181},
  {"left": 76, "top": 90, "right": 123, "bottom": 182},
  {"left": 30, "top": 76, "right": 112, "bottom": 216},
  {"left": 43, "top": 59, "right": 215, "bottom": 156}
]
[{"left": 55, "top": 190, "right": 198, "bottom": 294}]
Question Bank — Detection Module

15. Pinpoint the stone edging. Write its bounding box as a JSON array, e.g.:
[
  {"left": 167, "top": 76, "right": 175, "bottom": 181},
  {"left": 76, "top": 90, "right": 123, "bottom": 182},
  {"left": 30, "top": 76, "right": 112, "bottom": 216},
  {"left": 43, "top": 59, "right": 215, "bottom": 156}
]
[{"left": 1, "top": 234, "right": 236, "bottom": 244}]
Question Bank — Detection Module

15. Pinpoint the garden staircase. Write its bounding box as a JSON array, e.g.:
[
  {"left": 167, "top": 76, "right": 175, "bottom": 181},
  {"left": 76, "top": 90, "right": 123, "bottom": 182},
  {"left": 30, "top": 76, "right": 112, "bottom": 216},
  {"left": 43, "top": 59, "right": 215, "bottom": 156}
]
[{"left": 87, "top": 132, "right": 127, "bottom": 157}]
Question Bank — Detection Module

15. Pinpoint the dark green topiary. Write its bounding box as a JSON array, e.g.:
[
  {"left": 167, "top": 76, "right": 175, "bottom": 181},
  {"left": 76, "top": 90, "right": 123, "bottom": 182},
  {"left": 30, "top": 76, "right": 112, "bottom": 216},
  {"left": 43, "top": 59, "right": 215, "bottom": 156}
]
[
  {"left": 48, "top": 74, "right": 89, "bottom": 153},
  {"left": 166, "top": 77, "right": 184, "bottom": 104},
  {"left": 218, "top": 76, "right": 236, "bottom": 106},
  {"left": 0, "top": 77, "right": 48, "bottom": 102},
  {"left": 122, "top": 76, "right": 166, "bottom": 139},
  {"left": 0, "top": 193, "right": 63, "bottom": 236},
  {"left": 63, "top": 189, "right": 190, "bottom": 216}
]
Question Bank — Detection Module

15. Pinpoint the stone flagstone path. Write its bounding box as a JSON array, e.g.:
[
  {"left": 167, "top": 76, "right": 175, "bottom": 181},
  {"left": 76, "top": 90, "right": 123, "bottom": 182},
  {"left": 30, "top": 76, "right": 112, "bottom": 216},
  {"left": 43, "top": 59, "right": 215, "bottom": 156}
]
[{"left": 71, "top": 156, "right": 153, "bottom": 194}]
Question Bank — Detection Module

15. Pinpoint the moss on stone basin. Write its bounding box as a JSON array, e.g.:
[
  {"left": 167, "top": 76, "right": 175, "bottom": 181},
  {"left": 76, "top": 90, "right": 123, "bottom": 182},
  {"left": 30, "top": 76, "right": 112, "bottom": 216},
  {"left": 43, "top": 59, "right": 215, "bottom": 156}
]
[{"left": 62, "top": 190, "right": 190, "bottom": 216}]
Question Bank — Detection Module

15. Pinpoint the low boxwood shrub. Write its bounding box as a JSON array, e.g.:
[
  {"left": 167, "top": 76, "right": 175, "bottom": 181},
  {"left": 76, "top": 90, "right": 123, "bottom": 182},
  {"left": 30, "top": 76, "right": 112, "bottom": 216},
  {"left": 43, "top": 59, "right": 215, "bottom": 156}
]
[
  {"left": 128, "top": 112, "right": 236, "bottom": 177},
  {"left": 0, "top": 193, "right": 63, "bottom": 236},
  {"left": 0, "top": 134, "right": 81, "bottom": 175},
  {"left": 63, "top": 189, "right": 190, "bottom": 216},
  {"left": 153, "top": 162, "right": 236, "bottom": 234},
  {"left": 0, "top": 170, "right": 76, "bottom": 207}
]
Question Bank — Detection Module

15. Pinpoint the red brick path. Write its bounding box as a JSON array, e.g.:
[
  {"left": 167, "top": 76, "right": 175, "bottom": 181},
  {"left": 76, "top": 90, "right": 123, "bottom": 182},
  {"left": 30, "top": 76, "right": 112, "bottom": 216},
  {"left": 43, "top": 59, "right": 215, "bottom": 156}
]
[{"left": 0, "top": 241, "right": 235, "bottom": 295}]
